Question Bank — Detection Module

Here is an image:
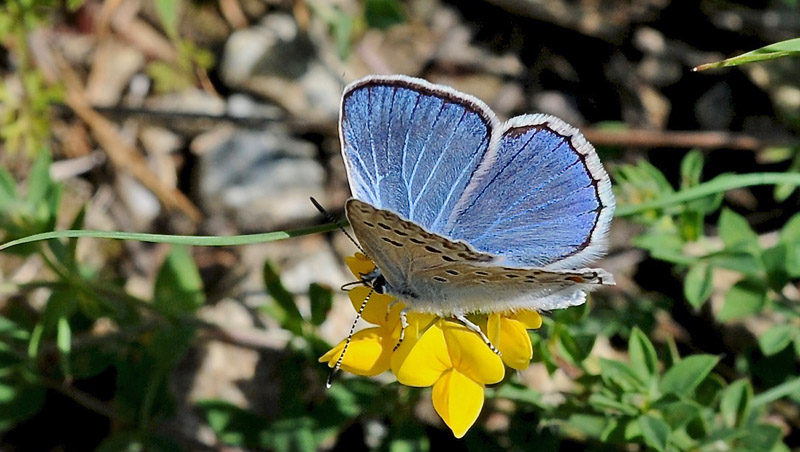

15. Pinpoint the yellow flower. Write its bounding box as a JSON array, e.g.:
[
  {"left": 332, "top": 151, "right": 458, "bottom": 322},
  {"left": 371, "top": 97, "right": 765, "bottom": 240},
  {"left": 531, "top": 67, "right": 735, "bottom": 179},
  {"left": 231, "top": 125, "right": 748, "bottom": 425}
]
[
  {"left": 318, "top": 286, "right": 403, "bottom": 376},
  {"left": 321, "top": 254, "right": 544, "bottom": 438},
  {"left": 391, "top": 318, "right": 505, "bottom": 437},
  {"left": 487, "top": 310, "right": 543, "bottom": 370}
]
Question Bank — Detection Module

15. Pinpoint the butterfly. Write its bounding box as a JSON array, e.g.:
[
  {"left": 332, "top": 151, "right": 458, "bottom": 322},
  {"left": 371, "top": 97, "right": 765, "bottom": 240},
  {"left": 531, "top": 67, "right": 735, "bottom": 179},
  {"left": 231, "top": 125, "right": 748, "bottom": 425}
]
[{"left": 339, "top": 75, "right": 615, "bottom": 331}]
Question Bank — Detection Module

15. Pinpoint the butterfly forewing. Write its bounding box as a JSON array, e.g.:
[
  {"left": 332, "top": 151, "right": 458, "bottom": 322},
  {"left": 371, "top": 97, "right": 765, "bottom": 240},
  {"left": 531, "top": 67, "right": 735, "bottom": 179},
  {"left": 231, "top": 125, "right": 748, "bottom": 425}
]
[
  {"left": 346, "top": 199, "right": 613, "bottom": 315},
  {"left": 340, "top": 76, "right": 497, "bottom": 229}
]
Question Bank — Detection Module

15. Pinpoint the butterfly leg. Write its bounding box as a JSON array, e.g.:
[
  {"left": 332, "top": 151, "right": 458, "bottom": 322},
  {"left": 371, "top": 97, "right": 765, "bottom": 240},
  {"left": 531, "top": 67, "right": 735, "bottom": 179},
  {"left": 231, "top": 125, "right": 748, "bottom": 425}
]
[
  {"left": 455, "top": 314, "right": 501, "bottom": 356},
  {"left": 385, "top": 299, "right": 401, "bottom": 322},
  {"left": 392, "top": 308, "right": 410, "bottom": 351}
]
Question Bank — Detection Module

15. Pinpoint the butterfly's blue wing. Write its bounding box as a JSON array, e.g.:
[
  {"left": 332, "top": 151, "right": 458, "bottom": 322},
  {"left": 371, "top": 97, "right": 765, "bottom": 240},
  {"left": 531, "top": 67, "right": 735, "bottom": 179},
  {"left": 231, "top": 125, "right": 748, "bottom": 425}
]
[
  {"left": 340, "top": 76, "right": 498, "bottom": 230},
  {"left": 444, "top": 114, "right": 615, "bottom": 269}
]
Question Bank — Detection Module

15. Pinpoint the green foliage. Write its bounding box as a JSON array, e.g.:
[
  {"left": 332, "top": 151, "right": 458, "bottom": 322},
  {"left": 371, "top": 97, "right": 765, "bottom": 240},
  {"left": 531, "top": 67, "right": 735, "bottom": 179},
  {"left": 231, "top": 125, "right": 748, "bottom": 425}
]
[
  {"left": 0, "top": 0, "right": 70, "bottom": 156},
  {"left": 694, "top": 37, "right": 800, "bottom": 71},
  {"left": 307, "top": 0, "right": 406, "bottom": 59},
  {"left": 0, "top": 151, "right": 62, "bottom": 254}
]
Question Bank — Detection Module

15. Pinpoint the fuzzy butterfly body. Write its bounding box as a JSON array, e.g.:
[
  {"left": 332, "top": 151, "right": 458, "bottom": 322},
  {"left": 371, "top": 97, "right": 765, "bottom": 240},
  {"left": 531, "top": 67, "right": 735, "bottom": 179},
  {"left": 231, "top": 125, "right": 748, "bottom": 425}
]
[{"left": 340, "top": 75, "right": 615, "bottom": 317}]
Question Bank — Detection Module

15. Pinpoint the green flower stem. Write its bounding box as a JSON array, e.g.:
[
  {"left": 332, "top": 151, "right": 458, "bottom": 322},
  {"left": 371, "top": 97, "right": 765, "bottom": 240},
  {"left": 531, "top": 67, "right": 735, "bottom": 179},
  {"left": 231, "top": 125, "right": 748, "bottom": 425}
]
[
  {"left": 0, "top": 223, "right": 340, "bottom": 252},
  {"left": 616, "top": 173, "right": 800, "bottom": 217},
  {"left": 752, "top": 375, "right": 800, "bottom": 407}
]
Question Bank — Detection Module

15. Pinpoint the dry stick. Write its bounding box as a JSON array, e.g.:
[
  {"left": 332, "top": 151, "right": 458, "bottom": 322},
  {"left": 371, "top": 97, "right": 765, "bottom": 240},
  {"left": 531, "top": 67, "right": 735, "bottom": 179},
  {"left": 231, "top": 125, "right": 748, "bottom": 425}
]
[
  {"left": 582, "top": 128, "right": 767, "bottom": 151},
  {"left": 54, "top": 52, "right": 202, "bottom": 222}
]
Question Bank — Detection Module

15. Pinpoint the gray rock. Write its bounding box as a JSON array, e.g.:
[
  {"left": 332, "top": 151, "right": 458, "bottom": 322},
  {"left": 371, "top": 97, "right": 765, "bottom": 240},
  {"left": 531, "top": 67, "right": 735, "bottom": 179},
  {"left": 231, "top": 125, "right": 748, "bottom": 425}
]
[
  {"left": 195, "top": 127, "right": 325, "bottom": 231},
  {"left": 220, "top": 13, "right": 341, "bottom": 121}
]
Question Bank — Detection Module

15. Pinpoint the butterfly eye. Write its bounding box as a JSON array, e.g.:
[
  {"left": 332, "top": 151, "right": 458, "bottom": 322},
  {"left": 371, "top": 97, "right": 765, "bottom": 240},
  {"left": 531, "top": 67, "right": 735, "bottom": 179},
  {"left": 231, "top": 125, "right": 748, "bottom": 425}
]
[{"left": 373, "top": 275, "right": 387, "bottom": 294}]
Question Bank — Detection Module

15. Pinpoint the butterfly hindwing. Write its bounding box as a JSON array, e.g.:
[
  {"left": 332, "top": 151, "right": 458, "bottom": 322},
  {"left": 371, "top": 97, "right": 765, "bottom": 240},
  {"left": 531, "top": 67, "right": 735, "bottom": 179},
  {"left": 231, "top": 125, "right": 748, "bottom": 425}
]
[
  {"left": 346, "top": 199, "right": 613, "bottom": 315},
  {"left": 445, "top": 114, "right": 615, "bottom": 269}
]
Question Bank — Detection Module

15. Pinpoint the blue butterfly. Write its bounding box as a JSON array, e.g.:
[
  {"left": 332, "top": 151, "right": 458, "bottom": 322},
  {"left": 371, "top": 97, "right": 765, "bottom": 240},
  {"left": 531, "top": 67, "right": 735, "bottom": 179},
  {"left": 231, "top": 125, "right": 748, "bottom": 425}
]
[{"left": 340, "top": 75, "right": 615, "bottom": 323}]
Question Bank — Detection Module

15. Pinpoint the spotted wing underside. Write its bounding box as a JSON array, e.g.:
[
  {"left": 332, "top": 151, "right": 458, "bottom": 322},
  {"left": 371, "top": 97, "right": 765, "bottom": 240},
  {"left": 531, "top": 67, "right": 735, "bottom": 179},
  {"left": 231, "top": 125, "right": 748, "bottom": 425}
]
[{"left": 345, "top": 199, "right": 614, "bottom": 314}]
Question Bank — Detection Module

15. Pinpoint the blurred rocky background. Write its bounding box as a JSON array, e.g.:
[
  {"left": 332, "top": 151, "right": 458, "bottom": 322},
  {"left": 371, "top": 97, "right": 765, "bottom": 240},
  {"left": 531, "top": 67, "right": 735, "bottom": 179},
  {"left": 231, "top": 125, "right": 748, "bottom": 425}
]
[{"left": 1, "top": 0, "right": 800, "bottom": 450}]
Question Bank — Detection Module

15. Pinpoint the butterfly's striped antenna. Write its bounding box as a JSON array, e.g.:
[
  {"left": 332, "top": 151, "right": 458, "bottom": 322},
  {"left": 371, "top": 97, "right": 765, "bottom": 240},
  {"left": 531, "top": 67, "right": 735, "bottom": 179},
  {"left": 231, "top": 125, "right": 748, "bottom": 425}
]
[
  {"left": 326, "top": 288, "right": 374, "bottom": 388},
  {"left": 310, "top": 197, "right": 366, "bottom": 255}
]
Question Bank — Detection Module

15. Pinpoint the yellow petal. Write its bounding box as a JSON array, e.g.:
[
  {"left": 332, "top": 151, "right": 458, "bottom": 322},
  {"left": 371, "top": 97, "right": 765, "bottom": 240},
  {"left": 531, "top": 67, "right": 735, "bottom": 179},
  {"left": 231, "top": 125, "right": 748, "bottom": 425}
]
[
  {"left": 345, "top": 253, "right": 375, "bottom": 279},
  {"left": 348, "top": 286, "right": 402, "bottom": 327},
  {"left": 391, "top": 320, "right": 451, "bottom": 387},
  {"left": 495, "top": 317, "right": 533, "bottom": 370},
  {"left": 432, "top": 369, "right": 484, "bottom": 438},
  {"left": 318, "top": 328, "right": 392, "bottom": 376},
  {"left": 509, "top": 310, "right": 543, "bottom": 329},
  {"left": 441, "top": 320, "right": 505, "bottom": 385}
]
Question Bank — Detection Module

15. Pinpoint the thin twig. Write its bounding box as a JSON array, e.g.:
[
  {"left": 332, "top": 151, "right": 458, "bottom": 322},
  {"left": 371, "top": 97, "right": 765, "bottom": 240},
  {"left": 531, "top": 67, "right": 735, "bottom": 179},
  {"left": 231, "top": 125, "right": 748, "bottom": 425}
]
[{"left": 51, "top": 49, "right": 202, "bottom": 222}]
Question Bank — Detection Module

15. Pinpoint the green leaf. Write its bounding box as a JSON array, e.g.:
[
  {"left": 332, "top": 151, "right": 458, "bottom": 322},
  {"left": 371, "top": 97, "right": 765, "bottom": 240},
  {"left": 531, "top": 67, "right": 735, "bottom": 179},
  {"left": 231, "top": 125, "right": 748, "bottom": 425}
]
[
  {"left": 153, "top": 0, "right": 180, "bottom": 39},
  {"left": 758, "top": 325, "right": 796, "bottom": 356},
  {"left": 57, "top": 316, "right": 72, "bottom": 377},
  {"left": 694, "top": 37, "right": 800, "bottom": 71},
  {"left": 588, "top": 392, "right": 639, "bottom": 416},
  {"left": 199, "top": 399, "right": 267, "bottom": 448},
  {"left": 660, "top": 355, "right": 719, "bottom": 397},
  {"left": 628, "top": 327, "right": 658, "bottom": 384},
  {"left": 153, "top": 245, "right": 204, "bottom": 316},
  {"left": 680, "top": 150, "right": 704, "bottom": 189},
  {"left": 779, "top": 213, "right": 800, "bottom": 276},
  {"left": 656, "top": 400, "right": 702, "bottom": 429},
  {"left": 773, "top": 152, "right": 800, "bottom": 201},
  {"left": 633, "top": 232, "right": 693, "bottom": 265},
  {"left": 309, "top": 283, "right": 332, "bottom": 327},
  {"left": 761, "top": 244, "right": 790, "bottom": 291},
  {"left": 740, "top": 423, "right": 783, "bottom": 451},
  {"left": 0, "top": 166, "right": 19, "bottom": 209},
  {"left": 555, "top": 326, "right": 594, "bottom": 365},
  {"left": 720, "top": 379, "right": 752, "bottom": 428},
  {"left": 718, "top": 208, "right": 759, "bottom": 251},
  {"left": 684, "top": 262, "right": 714, "bottom": 308},
  {"left": 639, "top": 415, "right": 670, "bottom": 452},
  {"left": 364, "top": 0, "right": 405, "bottom": 29},
  {"left": 599, "top": 358, "right": 645, "bottom": 392},
  {"left": 263, "top": 261, "right": 303, "bottom": 335},
  {"left": 493, "top": 381, "right": 542, "bottom": 406},
  {"left": 709, "top": 251, "right": 762, "bottom": 276},
  {"left": 25, "top": 150, "right": 52, "bottom": 205},
  {"left": 718, "top": 279, "right": 768, "bottom": 321},
  {"left": 0, "top": 380, "right": 46, "bottom": 429},
  {"left": 566, "top": 414, "right": 611, "bottom": 439}
]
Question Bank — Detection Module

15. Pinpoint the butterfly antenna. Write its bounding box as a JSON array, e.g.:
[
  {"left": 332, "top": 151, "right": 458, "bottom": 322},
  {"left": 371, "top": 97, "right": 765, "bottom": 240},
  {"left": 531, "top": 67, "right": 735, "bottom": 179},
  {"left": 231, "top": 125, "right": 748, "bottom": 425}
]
[
  {"left": 310, "top": 197, "right": 366, "bottom": 255},
  {"left": 327, "top": 288, "right": 374, "bottom": 388}
]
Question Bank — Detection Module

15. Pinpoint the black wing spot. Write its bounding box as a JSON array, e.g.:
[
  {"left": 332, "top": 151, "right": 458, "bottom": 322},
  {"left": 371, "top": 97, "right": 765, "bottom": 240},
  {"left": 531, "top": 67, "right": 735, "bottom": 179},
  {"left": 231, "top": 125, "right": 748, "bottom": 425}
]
[
  {"left": 505, "top": 274, "right": 520, "bottom": 278},
  {"left": 393, "top": 229, "right": 409, "bottom": 236},
  {"left": 380, "top": 237, "right": 403, "bottom": 247},
  {"left": 475, "top": 271, "right": 489, "bottom": 276},
  {"left": 445, "top": 269, "right": 459, "bottom": 275},
  {"left": 377, "top": 222, "right": 392, "bottom": 230},
  {"left": 409, "top": 237, "right": 425, "bottom": 244},
  {"left": 425, "top": 246, "right": 442, "bottom": 254},
  {"left": 433, "top": 276, "right": 448, "bottom": 283},
  {"left": 363, "top": 221, "right": 375, "bottom": 228},
  {"left": 441, "top": 255, "right": 456, "bottom": 262}
]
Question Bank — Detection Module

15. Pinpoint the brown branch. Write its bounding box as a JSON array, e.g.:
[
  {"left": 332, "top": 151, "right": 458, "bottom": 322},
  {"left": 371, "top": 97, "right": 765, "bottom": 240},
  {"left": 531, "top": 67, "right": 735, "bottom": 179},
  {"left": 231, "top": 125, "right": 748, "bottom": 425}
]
[
  {"left": 581, "top": 128, "right": 777, "bottom": 151},
  {"left": 52, "top": 51, "right": 202, "bottom": 222}
]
